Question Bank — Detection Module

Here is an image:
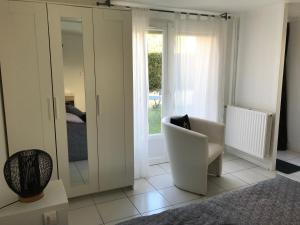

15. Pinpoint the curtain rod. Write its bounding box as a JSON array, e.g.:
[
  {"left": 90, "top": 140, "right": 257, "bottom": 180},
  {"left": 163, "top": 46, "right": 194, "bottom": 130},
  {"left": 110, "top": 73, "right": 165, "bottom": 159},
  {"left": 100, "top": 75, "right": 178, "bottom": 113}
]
[
  {"left": 149, "top": 9, "right": 230, "bottom": 20},
  {"left": 96, "top": 0, "right": 231, "bottom": 20}
]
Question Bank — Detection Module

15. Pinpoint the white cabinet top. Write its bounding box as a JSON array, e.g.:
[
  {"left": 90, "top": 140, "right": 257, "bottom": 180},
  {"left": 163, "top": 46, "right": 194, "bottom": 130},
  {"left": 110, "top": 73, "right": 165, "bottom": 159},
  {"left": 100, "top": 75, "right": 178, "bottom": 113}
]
[{"left": 0, "top": 180, "right": 68, "bottom": 218}]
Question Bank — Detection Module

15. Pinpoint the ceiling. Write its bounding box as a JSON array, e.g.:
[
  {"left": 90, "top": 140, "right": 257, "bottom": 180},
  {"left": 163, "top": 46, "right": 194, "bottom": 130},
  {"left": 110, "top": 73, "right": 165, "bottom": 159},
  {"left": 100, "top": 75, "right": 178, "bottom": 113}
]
[{"left": 112, "top": 0, "right": 285, "bottom": 13}]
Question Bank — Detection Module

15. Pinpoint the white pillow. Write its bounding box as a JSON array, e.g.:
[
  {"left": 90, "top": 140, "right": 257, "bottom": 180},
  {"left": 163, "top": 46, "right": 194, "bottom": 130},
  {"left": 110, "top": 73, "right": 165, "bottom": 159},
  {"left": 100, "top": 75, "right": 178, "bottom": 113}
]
[{"left": 66, "top": 113, "right": 84, "bottom": 123}]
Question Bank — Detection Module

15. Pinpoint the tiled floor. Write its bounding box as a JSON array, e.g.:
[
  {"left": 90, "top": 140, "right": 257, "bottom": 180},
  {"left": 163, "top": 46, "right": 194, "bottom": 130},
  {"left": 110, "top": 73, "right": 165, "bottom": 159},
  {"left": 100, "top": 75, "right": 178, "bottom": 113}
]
[
  {"left": 277, "top": 150, "right": 300, "bottom": 166},
  {"left": 69, "top": 160, "right": 89, "bottom": 185},
  {"left": 68, "top": 152, "right": 281, "bottom": 225},
  {"left": 277, "top": 150, "right": 300, "bottom": 182}
]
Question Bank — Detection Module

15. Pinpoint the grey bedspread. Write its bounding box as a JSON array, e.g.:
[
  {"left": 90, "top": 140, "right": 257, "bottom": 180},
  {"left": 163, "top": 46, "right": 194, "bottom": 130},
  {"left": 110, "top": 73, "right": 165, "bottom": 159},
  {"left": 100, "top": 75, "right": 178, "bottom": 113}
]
[
  {"left": 67, "top": 121, "right": 87, "bottom": 162},
  {"left": 120, "top": 176, "right": 300, "bottom": 225}
]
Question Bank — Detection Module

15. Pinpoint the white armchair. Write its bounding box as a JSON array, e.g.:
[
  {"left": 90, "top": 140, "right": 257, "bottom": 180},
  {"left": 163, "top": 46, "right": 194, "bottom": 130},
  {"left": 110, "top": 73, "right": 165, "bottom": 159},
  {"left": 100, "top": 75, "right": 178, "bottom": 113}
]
[{"left": 162, "top": 116, "right": 225, "bottom": 195}]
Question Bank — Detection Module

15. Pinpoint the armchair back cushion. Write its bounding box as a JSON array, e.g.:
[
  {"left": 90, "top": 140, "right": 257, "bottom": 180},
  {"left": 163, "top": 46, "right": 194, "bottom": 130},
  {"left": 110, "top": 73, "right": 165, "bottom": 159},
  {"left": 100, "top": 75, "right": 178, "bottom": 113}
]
[{"left": 170, "top": 114, "right": 191, "bottom": 130}]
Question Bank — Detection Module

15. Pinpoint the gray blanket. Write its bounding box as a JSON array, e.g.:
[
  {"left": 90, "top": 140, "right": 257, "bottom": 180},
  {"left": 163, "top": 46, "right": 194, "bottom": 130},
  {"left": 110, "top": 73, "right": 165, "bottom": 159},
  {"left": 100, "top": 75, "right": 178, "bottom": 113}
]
[
  {"left": 67, "top": 122, "right": 87, "bottom": 162},
  {"left": 120, "top": 176, "right": 300, "bottom": 225}
]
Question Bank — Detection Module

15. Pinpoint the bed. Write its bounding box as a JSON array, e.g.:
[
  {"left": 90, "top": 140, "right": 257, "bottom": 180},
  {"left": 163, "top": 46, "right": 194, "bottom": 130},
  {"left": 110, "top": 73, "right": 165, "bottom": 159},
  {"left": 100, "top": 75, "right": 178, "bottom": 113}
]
[
  {"left": 119, "top": 176, "right": 300, "bottom": 225},
  {"left": 67, "top": 120, "right": 87, "bottom": 162},
  {"left": 66, "top": 104, "right": 88, "bottom": 162}
]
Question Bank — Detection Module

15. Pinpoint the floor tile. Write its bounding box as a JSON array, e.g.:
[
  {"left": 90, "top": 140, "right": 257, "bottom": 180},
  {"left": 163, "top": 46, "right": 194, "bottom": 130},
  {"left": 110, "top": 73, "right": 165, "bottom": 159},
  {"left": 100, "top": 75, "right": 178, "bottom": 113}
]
[
  {"left": 232, "top": 168, "right": 269, "bottom": 184},
  {"left": 221, "top": 170, "right": 230, "bottom": 175},
  {"left": 92, "top": 189, "right": 126, "bottom": 204},
  {"left": 68, "top": 205, "right": 103, "bottom": 225},
  {"left": 251, "top": 167, "right": 277, "bottom": 178},
  {"left": 147, "top": 174, "right": 174, "bottom": 189},
  {"left": 287, "top": 157, "right": 300, "bottom": 166},
  {"left": 209, "top": 174, "right": 248, "bottom": 191},
  {"left": 104, "top": 215, "right": 140, "bottom": 225},
  {"left": 223, "top": 152, "right": 239, "bottom": 162},
  {"left": 232, "top": 184, "right": 251, "bottom": 191},
  {"left": 279, "top": 171, "right": 300, "bottom": 182},
  {"left": 96, "top": 198, "right": 139, "bottom": 223},
  {"left": 129, "top": 191, "right": 171, "bottom": 214},
  {"left": 148, "top": 195, "right": 207, "bottom": 213},
  {"left": 188, "top": 197, "right": 207, "bottom": 204},
  {"left": 222, "top": 160, "right": 244, "bottom": 173},
  {"left": 68, "top": 161, "right": 276, "bottom": 225},
  {"left": 148, "top": 165, "right": 166, "bottom": 177},
  {"left": 158, "top": 186, "right": 200, "bottom": 205},
  {"left": 70, "top": 163, "right": 84, "bottom": 185},
  {"left": 171, "top": 197, "right": 206, "bottom": 209},
  {"left": 69, "top": 195, "right": 94, "bottom": 210},
  {"left": 223, "top": 159, "right": 256, "bottom": 173},
  {"left": 159, "top": 163, "right": 171, "bottom": 173},
  {"left": 233, "top": 159, "right": 257, "bottom": 169},
  {"left": 206, "top": 180, "right": 225, "bottom": 197},
  {"left": 290, "top": 171, "right": 300, "bottom": 182},
  {"left": 75, "top": 160, "right": 89, "bottom": 183},
  {"left": 277, "top": 150, "right": 300, "bottom": 161},
  {"left": 124, "top": 179, "right": 156, "bottom": 196},
  {"left": 142, "top": 206, "right": 173, "bottom": 216}
]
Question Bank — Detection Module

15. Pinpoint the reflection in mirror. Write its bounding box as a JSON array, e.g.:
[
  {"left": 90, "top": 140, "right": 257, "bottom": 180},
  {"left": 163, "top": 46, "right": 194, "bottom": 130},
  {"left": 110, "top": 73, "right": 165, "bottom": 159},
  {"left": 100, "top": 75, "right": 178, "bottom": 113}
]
[{"left": 61, "top": 17, "right": 89, "bottom": 186}]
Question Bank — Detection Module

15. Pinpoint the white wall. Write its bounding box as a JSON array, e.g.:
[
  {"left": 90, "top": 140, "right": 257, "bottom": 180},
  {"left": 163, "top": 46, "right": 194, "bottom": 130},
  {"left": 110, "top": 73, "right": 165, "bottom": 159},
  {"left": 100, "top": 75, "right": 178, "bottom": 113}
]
[
  {"left": 0, "top": 0, "right": 18, "bottom": 207},
  {"left": 235, "top": 3, "right": 286, "bottom": 112},
  {"left": 62, "top": 31, "right": 86, "bottom": 112},
  {"left": 233, "top": 3, "right": 287, "bottom": 169},
  {"left": 286, "top": 21, "right": 300, "bottom": 152}
]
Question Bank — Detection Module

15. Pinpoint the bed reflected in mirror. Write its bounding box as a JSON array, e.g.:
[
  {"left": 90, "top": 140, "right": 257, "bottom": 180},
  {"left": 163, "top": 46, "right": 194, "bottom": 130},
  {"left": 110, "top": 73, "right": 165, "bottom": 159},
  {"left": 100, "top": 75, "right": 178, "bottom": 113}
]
[{"left": 61, "top": 17, "right": 89, "bottom": 186}]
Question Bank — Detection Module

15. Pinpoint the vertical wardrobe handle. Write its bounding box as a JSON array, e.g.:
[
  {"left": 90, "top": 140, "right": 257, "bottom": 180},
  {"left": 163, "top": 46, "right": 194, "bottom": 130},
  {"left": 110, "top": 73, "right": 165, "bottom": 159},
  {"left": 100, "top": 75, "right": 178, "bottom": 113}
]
[
  {"left": 96, "top": 95, "right": 100, "bottom": 116},
  {"left": 53, "top": 97, "right": 59, "bottom": 119}
]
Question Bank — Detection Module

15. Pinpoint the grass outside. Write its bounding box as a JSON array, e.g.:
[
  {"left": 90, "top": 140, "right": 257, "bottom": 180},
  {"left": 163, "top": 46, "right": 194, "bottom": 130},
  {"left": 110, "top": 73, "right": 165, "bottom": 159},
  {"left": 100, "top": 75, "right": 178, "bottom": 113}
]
[{"left": 148, "top": 107, "right": 161, "bottom": 134}]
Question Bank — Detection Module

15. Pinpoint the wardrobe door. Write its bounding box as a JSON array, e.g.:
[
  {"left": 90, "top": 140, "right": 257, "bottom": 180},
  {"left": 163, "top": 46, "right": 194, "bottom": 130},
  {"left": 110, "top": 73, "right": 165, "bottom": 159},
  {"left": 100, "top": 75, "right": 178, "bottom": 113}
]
[
  {"left": 93, "top": 8, "right": 134, "bottom": 191},
  {"left": 48, "top": 4, "right": 98, "bottom": 197},
  {"left": 1, "top": 1, "right": 57, "bottom": 178}
]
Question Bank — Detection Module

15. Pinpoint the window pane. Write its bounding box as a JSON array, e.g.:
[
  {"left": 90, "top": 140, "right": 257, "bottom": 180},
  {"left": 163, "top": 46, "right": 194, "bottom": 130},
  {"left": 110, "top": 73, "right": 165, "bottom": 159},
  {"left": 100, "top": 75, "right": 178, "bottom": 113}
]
[{"left": 147, "top": 31, "right": 163, "bottom": 135}]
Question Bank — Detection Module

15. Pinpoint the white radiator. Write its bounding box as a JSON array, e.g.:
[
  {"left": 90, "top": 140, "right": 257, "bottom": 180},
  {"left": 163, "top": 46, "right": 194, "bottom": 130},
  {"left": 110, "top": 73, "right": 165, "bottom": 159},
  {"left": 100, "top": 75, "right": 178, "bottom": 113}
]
[{"left": 225, "top": 106, "right": 273, "bottom": 159}]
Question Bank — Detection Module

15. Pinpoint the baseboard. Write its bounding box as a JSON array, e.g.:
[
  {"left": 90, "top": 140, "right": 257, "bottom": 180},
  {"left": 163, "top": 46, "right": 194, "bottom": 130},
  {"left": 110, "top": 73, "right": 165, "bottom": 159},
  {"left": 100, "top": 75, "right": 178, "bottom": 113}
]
[{"left": 225, "top": 145, "right": 274, "bottom": 171}]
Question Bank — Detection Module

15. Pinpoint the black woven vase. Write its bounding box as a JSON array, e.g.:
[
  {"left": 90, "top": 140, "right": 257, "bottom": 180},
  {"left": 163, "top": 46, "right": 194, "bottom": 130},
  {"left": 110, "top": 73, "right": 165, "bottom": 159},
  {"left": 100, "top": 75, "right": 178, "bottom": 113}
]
[{"left": 3, "top": 149, "right": 53, "bottom": 202}]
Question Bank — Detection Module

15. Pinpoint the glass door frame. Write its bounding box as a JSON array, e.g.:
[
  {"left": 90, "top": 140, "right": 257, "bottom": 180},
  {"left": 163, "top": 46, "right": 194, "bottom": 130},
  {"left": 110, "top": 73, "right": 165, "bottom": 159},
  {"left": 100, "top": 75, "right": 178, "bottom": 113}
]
[{"left": 147, "top": 20, "right": 169, "bottom": 165}]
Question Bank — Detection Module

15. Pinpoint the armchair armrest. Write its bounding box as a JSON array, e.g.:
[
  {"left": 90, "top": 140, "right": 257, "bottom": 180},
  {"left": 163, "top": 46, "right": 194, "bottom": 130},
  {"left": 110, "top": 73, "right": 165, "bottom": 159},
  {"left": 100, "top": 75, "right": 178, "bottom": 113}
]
[{"left": 189, "top": 117, "right": 224, "bottom": 145}]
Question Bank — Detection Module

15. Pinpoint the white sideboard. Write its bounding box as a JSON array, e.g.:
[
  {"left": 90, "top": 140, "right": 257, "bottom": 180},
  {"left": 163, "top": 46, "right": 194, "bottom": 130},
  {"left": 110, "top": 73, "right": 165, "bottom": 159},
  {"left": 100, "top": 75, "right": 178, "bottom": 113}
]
[{"left": 0, "top": 180, "right": 68, "bottom": 225}]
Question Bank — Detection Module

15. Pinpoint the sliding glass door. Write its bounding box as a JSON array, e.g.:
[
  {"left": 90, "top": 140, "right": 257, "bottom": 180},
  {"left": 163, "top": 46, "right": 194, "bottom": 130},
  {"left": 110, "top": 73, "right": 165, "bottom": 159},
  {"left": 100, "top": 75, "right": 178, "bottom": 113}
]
[
  {"left": 146, "top": 27, "right": 169, "bottom": 165},
  {"left": 147, "top": 31, "right": 163, "bottom": 135}
]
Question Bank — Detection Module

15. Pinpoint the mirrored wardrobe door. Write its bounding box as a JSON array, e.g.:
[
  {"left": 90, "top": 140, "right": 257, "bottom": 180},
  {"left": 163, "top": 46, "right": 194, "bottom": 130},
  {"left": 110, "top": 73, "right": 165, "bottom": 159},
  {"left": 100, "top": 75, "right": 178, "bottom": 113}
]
[{"left": 48, "top": 4, "right": 98, "bottom": 197}]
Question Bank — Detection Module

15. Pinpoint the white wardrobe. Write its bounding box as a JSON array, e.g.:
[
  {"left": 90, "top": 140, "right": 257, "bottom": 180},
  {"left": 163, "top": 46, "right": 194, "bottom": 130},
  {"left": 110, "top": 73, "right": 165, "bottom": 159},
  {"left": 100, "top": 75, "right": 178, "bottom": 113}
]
[{"left": 1, "top": 1, "right": 133, "bottom": 197}]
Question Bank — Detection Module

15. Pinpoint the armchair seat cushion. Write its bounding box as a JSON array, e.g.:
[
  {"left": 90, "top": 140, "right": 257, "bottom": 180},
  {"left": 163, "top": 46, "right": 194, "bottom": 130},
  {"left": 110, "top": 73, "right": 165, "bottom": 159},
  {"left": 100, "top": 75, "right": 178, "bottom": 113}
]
[{"left": 208, "top": 143, "right": 223, "bottom": 164}]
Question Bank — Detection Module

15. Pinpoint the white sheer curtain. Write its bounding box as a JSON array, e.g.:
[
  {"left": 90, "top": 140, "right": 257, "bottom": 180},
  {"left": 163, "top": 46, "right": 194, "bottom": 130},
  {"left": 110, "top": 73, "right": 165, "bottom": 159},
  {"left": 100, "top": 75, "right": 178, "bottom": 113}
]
[
  {"left": 132, "top": 9, "right": 149, "bottom": 179},
  {"left": 227, "top": 17, "right": 240, "bottom": 106},
  {"left": 165, "top": 14, "right": 228, "bottom": 122}
]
